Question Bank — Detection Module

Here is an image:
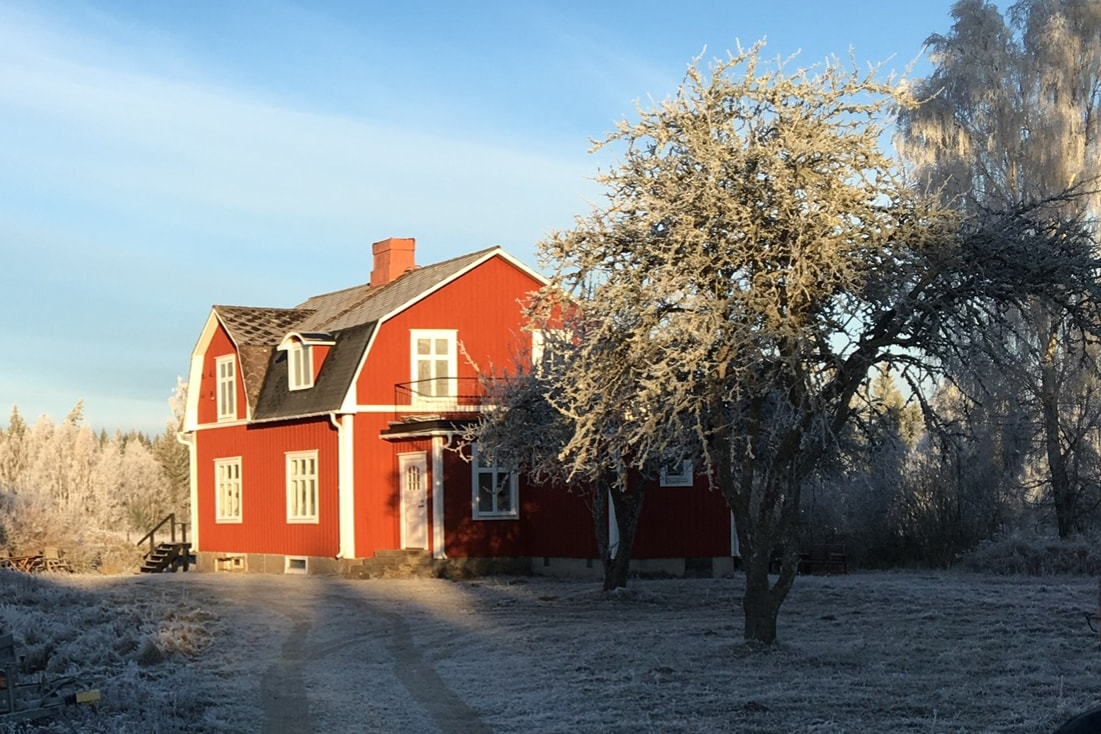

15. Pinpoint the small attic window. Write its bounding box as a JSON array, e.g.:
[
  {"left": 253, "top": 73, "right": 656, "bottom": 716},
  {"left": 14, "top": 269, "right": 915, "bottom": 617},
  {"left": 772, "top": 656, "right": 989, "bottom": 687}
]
[
  {"left": 288, "top": 342, "right": 313, "bottom": 390},
  {"left": 278, "top": 331, "right": 335, "bottom": 392}
]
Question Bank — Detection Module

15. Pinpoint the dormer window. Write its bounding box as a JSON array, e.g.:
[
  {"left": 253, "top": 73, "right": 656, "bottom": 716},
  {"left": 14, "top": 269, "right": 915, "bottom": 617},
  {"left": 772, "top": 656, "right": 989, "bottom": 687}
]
[
  {"left": 278, "top": 331, "right": 335, "bottom": 392},
  {"left": 288, "top": 342, "right": 313, "bottom": 390}
]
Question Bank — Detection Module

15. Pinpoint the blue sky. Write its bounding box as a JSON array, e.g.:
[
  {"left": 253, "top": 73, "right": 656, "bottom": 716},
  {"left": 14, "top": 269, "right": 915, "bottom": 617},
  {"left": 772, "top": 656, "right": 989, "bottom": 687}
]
[{"left": 1, "top": 1, "right": 983, "bottom": 436}]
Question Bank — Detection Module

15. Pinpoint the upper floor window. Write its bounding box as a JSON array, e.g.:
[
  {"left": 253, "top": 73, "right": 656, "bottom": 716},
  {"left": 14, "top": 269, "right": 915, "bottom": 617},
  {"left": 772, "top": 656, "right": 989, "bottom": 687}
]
[
  {"left": 472, "top": 444, "right": 518, "bottom": 519},
  {"left": 410, "top": 329, "right": 457, "bottom": 400},
  {"left": 288, "top": 342, "right": 313, "bottom": 390},
  {"left": 659, "top": 460, "right": 694, "bottom": 488},
  {"left": 215, "top": 457, "right": 242, "bottom": 523},
  {"left": 277, "top": 331, "right": 333, "bottom": 392},
  {"left": 286, "top": 450, "right": 319, "bottom": 523},
  {"left": 531, "top": 328, "right": 568, "bottom": 375},
  {"left": 216, "top": 355, "right": 236, "bottom": 421}
]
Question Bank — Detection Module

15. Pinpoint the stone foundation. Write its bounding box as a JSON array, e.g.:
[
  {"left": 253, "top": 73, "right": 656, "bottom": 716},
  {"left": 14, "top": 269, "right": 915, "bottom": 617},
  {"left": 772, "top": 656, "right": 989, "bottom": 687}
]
[{"left": 195, "top": 551, "right": 737, "bottom": 580}]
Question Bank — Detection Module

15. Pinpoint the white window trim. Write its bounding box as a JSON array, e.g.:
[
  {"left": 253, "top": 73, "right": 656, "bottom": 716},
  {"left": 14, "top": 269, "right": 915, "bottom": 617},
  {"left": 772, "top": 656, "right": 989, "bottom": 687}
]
[
  {"left": 214, "top": 457, "right": 243, "bottom": 523},
  {"left": 286, "top": 450, "right": 319, "bottom": 524},
  {"left": 410, "top": 329, "right": 457, "bottom": 403},
  {"left": 288, "top": 342, "right": 314, "bottom": 391},
  {"left": 531, "top": 328, "right": 567, "bottom": 375},
  {"left": 285, "top": 556, "right": 309, "bottom": 574},
  {"left": 216, "top": 355, "right": 236, "bottom": 421},
  {"left": 472, "top": 444, "right": 519, "bottom": 520},
  {"left": 660, "top": 460, "right": 694, "bottom": 488},
  {"left": 531, "top": 329, "right": 546, "bottom": 370}
]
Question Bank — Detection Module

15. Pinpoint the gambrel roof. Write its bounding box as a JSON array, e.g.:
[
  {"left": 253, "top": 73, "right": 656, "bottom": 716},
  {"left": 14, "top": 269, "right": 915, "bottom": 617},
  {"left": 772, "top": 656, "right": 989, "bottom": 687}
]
[{"left": 210, "top": 247, "right": 503, "bottom": 422}]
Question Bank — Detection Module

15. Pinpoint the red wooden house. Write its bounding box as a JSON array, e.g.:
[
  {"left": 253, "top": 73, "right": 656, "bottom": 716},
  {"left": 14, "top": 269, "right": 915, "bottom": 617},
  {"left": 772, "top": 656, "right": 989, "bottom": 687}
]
[{"left": 180, "top": 238, "right": 737, "bottom": 577}]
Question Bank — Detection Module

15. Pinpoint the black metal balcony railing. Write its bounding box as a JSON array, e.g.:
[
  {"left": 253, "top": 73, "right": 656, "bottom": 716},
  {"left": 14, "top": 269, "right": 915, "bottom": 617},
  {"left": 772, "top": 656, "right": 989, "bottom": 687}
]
[{"left": 394, "top": 377, "right": 488, "bottom": 415}]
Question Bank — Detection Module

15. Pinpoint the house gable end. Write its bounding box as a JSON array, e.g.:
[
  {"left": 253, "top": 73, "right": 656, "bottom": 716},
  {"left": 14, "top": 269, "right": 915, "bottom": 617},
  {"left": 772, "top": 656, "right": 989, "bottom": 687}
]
[{"left": 347, "top": 249, "right": 547, "bottom": 409}]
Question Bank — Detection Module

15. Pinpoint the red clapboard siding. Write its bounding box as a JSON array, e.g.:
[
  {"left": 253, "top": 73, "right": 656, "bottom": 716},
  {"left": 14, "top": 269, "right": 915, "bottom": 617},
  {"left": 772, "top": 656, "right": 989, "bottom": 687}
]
[
  {"left": 197, "top": 418, "right": 340, "bottom": 557},
  {"left": 197, "top": 324, "right": 246, "bottom": 425},
  {"left": 632, "top": 480, "right": 732, "bottom": 558},
  {"left": 349, "top": 413, "right": 424, "bottom": 557},
  {"left": 519, "top": 481, "right": 598, "bottom": 558},
  {"left": 356, "top": 255, "right": 539, "bottom": 405},
  {"left": 441, "top": 448, "right": 597, "bottom": 559}
]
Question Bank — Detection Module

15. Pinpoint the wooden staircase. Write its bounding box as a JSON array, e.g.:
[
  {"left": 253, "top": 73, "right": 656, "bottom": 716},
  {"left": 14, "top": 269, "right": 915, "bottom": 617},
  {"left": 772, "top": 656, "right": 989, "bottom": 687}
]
[
  {"left": 139, "top": 542, "right": 193, "bottom": 573},
  {"left": 136, "top": 514, "right": 193, "bottom": 574}
]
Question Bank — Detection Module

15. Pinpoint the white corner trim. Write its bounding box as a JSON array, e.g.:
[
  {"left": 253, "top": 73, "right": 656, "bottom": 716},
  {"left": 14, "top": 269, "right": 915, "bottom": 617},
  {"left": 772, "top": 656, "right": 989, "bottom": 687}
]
[
  {"left": 335, "top": 414, "right": 356, "bottom": 559},
  {"left": 177, "top": 431, "right": 199, "bottom": 552},
  {"left": 432, "top": 436, "right": 447, "bottom": 560}
]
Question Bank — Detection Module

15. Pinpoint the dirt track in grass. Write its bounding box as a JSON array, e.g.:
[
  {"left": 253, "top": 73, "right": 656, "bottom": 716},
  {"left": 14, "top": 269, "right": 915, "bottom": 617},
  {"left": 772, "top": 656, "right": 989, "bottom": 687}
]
[{"left": 3, "top": 570, "right": 1101, "bottom": 733}]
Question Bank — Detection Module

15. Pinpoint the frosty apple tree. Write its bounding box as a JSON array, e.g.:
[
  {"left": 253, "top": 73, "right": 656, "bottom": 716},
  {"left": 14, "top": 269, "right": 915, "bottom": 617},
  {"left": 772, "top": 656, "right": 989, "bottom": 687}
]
[{"left": 524, "top": 43, "right": 1101, "bottom": 644}]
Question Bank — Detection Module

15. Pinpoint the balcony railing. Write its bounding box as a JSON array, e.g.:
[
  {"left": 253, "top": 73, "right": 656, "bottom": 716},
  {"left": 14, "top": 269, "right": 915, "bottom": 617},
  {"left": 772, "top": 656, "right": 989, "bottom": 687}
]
[{"left": 394, "top": 377, "right": 488, "bottom": 417}]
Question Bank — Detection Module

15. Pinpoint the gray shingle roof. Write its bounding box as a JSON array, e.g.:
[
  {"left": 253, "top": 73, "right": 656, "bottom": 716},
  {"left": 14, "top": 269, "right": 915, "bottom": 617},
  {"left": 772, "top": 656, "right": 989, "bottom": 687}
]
[{"left": 212, "top": 247, "right": 500, "bottom": 421}]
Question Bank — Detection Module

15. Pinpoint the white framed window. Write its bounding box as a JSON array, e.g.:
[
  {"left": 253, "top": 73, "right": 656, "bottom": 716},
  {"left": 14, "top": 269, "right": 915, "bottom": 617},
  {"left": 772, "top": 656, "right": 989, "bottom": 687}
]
[
  {"left": 216, "top": 355, "right": 236, "bottom": 421},
  {"left": 660, "top": 460, "right": 694, "bottom": 487},
  {"left": 472, "top": 444, "right": 518, "bottom": 519},
  {"left": 285, "top": 556, "right": 308, "bottom": 574},
  {"left": 410, "top": 329, "right": 457, "bottom": 400},
  {"left": 214, "top": 457, "right": 242, "bottom": 523},
  {"left": 286, "top": 450, "right": 319, "bottom": 523},
  {"left": 531, "top": 329, "right": 547, "bottom": 370},
  {"left": 531, "top": 328, "right": 570, "bottom": 376},
  {"left": 288, "top": 342, "right": 313, "bottom": 390}
]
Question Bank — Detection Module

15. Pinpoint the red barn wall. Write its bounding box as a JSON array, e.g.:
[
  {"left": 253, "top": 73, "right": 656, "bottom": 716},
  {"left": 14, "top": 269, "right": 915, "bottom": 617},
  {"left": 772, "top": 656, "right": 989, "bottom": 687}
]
[{"left": 196, "top": 418, "right": 340, "bottom": 557}]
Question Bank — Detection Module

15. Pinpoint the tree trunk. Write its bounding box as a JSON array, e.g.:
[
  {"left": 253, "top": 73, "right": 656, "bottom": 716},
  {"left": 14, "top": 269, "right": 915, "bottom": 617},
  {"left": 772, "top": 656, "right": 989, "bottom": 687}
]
[
  {"left": 740, "top": 533, "right": 798, "bottom": 645},
  {"left": 603, "top": 551, "right": 632, "bottom": 591},
  {"left": 588, "top": 472, "right": 646, "bottom": 591},
  {"left": 1042, "top": 330, "right": 1077, "bottom": 538},
  {"left": 602, "top": 479, "right": 646, "bottom": 591},
  {"left": 742, "top": 545, "right": 777, "bottom": 644}
]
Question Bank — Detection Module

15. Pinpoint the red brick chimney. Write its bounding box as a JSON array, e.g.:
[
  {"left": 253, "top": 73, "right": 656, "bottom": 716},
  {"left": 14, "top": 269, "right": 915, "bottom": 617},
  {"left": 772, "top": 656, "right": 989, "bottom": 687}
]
[{"left": 370, "top": 237, "right": 416, "bottom": 287}]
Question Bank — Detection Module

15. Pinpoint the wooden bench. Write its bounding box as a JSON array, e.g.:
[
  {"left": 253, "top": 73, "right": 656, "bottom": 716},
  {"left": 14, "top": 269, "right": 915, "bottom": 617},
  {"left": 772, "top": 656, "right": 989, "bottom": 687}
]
[{"left": 799, "top": 544, "right": 848, "bottom": 575}]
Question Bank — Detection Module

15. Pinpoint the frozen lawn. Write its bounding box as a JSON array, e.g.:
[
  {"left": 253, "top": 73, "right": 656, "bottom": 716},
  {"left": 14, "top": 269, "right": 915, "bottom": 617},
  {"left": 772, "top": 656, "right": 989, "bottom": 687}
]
[{"left": 1, "top": 569, "right": 1099, "bottom": 733}]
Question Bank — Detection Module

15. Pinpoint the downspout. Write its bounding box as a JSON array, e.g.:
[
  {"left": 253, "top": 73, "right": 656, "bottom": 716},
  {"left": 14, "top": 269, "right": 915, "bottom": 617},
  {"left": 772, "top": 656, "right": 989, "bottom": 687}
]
[
  {"left": 175, "top": 431, "right": 199, "bottom": 554},
  {"left": 330, "top": 413, "right": 356, "bottom": 560}
]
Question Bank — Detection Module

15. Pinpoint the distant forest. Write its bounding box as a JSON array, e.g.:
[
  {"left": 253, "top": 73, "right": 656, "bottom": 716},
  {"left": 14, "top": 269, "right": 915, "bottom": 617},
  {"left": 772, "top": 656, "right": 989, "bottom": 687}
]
[{"left": 0, "top": 397, "right": 188, "bottom": 570}]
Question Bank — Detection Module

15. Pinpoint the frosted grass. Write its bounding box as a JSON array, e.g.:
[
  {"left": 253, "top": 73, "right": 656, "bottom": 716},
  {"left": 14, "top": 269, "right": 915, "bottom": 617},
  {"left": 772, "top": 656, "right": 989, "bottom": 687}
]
[{"left": 1, "top": 570, "right": 1097, "bottom": 732}]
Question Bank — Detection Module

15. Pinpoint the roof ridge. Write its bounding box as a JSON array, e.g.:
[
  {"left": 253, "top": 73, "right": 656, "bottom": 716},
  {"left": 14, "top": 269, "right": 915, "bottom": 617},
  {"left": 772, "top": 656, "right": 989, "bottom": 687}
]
[
  {"left": 294, "top": 282, "right": 369, "bottom": 309},
  {"left": 305, "top": 246, "right": 501, "bottom": 330}
]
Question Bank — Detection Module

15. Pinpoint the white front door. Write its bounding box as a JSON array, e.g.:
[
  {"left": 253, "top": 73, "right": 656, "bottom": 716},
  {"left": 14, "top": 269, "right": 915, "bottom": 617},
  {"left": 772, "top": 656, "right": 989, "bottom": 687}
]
[{"left": 399, "top": 452, "right": 428, "bottom": 549}]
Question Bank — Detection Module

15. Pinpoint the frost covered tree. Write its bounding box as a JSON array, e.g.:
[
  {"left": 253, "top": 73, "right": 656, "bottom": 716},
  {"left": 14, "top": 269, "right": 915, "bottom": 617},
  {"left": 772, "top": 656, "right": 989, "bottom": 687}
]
[
  {"left": 0, "top": 406, "right": 28, "bottom": 491},
  {"left": 537, "top": 43, "right": 1101, "bottom": 643},
  {"left": 152, "top": 378, "right": 191, "bottom": 516},
  {"left": 468, "top": 328, "right": 671, "bottom": 591},
  {"left": 0, "top": 391, "right": 187, "bottom": 561},
  {"left": 897, "top": 0, "right": 1101, "bottom": 536}
]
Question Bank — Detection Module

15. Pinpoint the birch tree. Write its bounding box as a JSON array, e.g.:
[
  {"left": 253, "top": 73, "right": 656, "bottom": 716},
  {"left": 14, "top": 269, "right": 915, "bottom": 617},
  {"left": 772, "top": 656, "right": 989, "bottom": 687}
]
[
  {"left": 538, "top": 43, "right": 1101, "bottom": 643},
  {"left": 896, "top": 0, "right": 1101, "bottom": 536}
]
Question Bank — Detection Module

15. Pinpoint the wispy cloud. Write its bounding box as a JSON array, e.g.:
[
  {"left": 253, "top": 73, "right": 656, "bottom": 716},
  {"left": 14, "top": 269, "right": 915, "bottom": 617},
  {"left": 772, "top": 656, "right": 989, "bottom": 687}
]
[{"left": 0, "top": 3, "right": 600, "bottom": 433}]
